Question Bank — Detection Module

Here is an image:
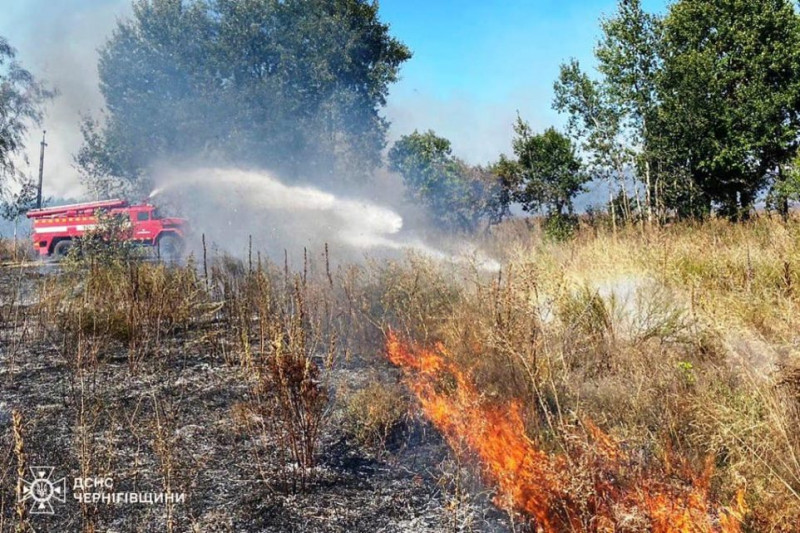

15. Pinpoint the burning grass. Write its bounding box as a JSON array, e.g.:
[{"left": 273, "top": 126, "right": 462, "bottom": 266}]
[
  {"left": 385, "top": 216, "right": 800, "bottom": 531},
  {"left": 386, "top": 332, "right": 746, "bottom": 532},
  {"left": 1, "top": 215, "right": 799, "bottom": 531}
]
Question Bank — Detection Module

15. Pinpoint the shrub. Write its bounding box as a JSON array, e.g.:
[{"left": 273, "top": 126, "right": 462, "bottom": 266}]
[
  {"left": 345, "top": 382, "right": 408, "bottom": 450},
  {"left": 543, "top": 213, "right": 579, "bottom": 241}
]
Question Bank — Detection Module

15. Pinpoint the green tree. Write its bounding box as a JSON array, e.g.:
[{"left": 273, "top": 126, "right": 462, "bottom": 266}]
[
  {"left": 1, "top": 175, "right": 36, "bottom": 221},
  {"left": 388, "top": 130, "right": 507, "bottom": 232},
  {"left": 78, "top": 0, "right": 411, "bottom": 195},
  {"left": 595, "top": 0, "right": 663, "bottom": 223},
  {"left": 0, "top": 36, "right": 53, "bottom": 202},
  {"left": 554, "top": 59, "right": 632, "bottom": 231},
  {"left": 497, "top": 120, "right": 586, "bottom": 219},
  {"left": 767, "top": 152, "right": 800, "bottom": 217},
  {"left": 657, "top": 0, "right": 800, "bottom": 219},
  {"left": 555, "top": 0, "right": 672, "bottom": 228}
]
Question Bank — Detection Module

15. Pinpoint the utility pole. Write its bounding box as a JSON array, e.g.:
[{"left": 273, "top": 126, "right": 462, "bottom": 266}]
[{"left": 36, "top": 131, "right": 47, "bottom": 209}]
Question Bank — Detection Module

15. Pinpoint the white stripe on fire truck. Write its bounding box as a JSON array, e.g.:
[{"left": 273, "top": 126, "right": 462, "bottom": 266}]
[
  {"left": 33, "top": 224, "right": 98, "bottom": 234},
  {"left": 33, "top": 226, "right": 68, "bottom": 234}
]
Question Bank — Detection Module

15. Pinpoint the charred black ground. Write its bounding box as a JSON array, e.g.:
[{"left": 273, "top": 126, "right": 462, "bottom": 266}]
[{"left": 0, "top": 260, "right": 511, "bottom": 533}]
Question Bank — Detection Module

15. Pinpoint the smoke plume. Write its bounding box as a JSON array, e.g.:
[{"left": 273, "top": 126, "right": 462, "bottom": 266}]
[
  {"left": 1, "top": 1, "right": 503, "bottom": 271},
  {"left": 1, "top": 0, "right": 129, "bottom": 198},
  {"left": 150, "top": 166, "right": 499, "bottom": 270}
]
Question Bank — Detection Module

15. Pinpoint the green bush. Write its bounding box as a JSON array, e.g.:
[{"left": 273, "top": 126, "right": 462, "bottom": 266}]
[{"left": 544, "top": 213, "right": 578, "bottom": 241}]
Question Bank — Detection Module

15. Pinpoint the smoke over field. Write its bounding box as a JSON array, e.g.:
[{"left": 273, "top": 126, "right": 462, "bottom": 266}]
[{"left": 151, "top": 166, "right": 500, "bottom": 270}]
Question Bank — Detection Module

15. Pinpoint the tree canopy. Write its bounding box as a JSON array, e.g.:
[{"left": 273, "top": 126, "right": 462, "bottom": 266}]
[
  {"left": 496, "top": 120, "right": 586, "bottom": 218},
  {"left": 78, "top": 0, "right": 411, "bottom": 195},
  {"left": 554, "top": 59, "right": 633, "bottom": 227},
  {"left": 388, "top": 130, "right": 507, "bottom": 231},
  {"left": 656, "top": 0, "right": 800, "bottom": 218},
  {"left": 0, "top": 36, "right": 52, "bottom": 208},
  {"left": 72, "top": 0, "right": 800, "bottom": 225},
  {"left": 553, "top": 0, "right": 800, "bottom": 222}
]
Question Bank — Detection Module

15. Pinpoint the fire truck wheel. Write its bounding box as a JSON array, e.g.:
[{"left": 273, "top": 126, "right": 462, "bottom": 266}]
[
  {"left": 157, "top": 234, "right": 184, "bottom": 262},
  {"left": 53, "top": 240, "right": 73, "bottom": 259}
]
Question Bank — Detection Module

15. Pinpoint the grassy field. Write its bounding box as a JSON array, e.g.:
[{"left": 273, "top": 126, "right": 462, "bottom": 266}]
[
  {"left": 409, "top": 217, "right": 800, "bottom": 531},
  {"left": 0, "top": 216, "right": 798, "bottom": 532}
]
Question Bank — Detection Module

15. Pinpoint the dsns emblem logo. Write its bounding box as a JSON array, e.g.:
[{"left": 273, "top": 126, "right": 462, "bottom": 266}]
[{"left": 20, "top": 466, "right": 67, "bottom": 514}]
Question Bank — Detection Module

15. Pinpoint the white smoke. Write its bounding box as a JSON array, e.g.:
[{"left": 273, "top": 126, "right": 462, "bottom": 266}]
[
  {"left": 154, "top": 167, "right": 400, "bottom": 248},
  {"left": 152, "top": 167, "right": 500, "bottom": 271},
  {"left": 1, "top": 0, "right": 130, "bottom": 198}
]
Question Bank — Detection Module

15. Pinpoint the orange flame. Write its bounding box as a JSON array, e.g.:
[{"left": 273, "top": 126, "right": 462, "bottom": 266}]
[{"left": 386, "top": 332, "right": 746, "bottom": 532}]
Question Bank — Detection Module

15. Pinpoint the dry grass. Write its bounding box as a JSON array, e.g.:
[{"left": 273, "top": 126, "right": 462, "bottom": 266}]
[
  {"left": 1, "top": 215, "right": 799, "bottom": 531},
  {"left": 344, "top": 382, "right": 408, "bottom": 451},
  {"left": 386, "top": 215, "right": 800, "bottom": 531},
  {"left": 0, "top": 238, "right": 34, "bottom": 264}
]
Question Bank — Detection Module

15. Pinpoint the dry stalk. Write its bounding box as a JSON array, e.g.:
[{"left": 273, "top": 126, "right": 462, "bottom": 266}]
[
  {"left": 152, "top": 394, "right": 177, "bottom": 533},
  {"left": 12, "top": 410, "right": 27, "bottom": 533}
]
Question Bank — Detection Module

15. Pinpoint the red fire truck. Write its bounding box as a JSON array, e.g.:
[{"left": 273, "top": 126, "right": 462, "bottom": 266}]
[{"left": 26, "top": 199, "right": 188, "bottom": 260}]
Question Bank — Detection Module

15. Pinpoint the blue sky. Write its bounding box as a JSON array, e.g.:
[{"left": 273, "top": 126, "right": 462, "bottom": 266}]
[
  {"left": 380, "top": 0, "right": 668, "bottom": 164},
  {"left": 0, "top": 0, "right": 668, "bottom": 196}
]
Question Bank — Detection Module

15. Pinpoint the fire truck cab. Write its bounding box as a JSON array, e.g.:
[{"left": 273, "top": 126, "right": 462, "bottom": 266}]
[{"left": 26, "top": 199, "right": 188, "bottom": 260}]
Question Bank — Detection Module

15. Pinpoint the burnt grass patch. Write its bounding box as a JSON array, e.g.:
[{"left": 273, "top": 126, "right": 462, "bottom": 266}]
[{"left": 0, "top": 263, "right": 512, "bottom": 532}]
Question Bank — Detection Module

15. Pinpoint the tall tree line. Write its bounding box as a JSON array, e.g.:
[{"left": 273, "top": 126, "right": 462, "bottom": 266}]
[
  {"left": 4, "top": 0, "right": 800, "bottom": 229},
  {"left": 554, "top": 0, "right": 800, "bottom": 222},
  {"left": 392, "top": 0, "right": 800, "bottom": 233},
  {"left": 77, "top": 0, "right": 411, "bottom": 196}
]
